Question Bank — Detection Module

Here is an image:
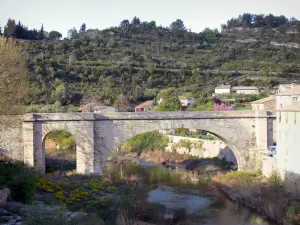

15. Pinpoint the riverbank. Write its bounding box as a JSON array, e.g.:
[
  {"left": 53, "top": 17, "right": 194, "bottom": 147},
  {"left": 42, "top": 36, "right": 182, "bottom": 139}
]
[
  {"left": 110, "top": 150, "right": 300, "bottom": 225},
  {"left": 0, "top": 158, "right": 156, "bottom": 225},
  {"left": 110, "top": 149, "right": 235, "bottom": 175},
  {"left": 212, "top": 171, "right": 300, "bottom": 225}
]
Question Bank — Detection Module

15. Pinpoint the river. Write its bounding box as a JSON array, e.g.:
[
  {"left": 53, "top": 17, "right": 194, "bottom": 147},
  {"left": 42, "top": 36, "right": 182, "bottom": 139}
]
[{"left": 104, "top": 160, "right": 277, "bottom": 225}]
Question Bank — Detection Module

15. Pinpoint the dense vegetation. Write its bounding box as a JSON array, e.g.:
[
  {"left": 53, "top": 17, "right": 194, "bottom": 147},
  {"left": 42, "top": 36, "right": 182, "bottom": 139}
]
[
  {"left": 0, "top": 158, "right": 36, "bottom": 203},
  {"left": 2, "top": 13, "right": 300, "bottom": 112},
  {"left": 121, "top": 131, "right": 169, "bottom": 154},
  {"left": 0, "top": 36, "right": 29, "bottom": 115}
]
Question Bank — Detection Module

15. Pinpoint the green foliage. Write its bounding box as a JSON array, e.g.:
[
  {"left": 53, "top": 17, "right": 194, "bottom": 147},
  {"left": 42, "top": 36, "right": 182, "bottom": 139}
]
[
  {"left": 268, "top": 170, "right": 284, "bottom": 190},
  {"left": 175, "top": 128, "right": 189, "bottom": 136},
  {"left": 4, "top": 14, "right": 300, "bottom": 111},
  {"left": 172, "top": 140, "right": 203, "bottom": 153},
  {"left": 118, "top": 197, "right": 134, "bottom": 217},
  {"left": 46, "top": 130, "right": 76, "bottom": 149},
  {"left": 153, "top": 97, "right": 181, "bottom": 111},
  {"left": 121, "top": 131, "right": 169, "bottom": 154},
  {"left": 287, "top": 206, "right": 300, "bottom": 225},
  {"left": 0, "top": 161, "right": 36, "bottom": 203},
  {"left": 188, "top": 100, "right": 214, "bottom": 111}
]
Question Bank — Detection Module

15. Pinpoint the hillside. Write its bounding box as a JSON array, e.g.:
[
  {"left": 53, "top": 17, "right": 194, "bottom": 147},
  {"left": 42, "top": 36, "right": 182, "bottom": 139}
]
[{"left": 11, "top": 14, "right": 300, "bottom": 111}]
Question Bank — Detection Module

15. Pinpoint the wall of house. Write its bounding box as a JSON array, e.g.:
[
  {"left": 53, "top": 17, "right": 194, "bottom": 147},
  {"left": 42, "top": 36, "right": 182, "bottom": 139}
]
[
  {"left": 276, "top": 95, "right": 300, "bottom": 109},
  {"left": 276, "top": 111, "right": 300, "bottom": 194},
  {"left": 236, "top": 89, "right": 259, "bottom": 94},
  {"left": 252, "top": 100, "right": 275, "bottom": 111},
  {"left": 215, "top": 89, "right": 231, "bottom": 94}
]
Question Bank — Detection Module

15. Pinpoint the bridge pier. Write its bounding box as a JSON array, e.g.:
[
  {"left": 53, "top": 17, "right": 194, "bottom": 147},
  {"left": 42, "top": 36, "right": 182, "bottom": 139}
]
[{"left": 22, "top": 113, "right": 98, "bottom": 174}]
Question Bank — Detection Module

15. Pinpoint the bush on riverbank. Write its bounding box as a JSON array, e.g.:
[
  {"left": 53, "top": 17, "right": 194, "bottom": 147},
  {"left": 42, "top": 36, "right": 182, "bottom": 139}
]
[
  {"left": 213, "top": 170, "right": 300, "bottom": 225},
  {"left": 121, "top": 131, "right": 169, "bottom": 154},
  {"left": 0, "top": 158, "right": 36, "bottom": 203}
]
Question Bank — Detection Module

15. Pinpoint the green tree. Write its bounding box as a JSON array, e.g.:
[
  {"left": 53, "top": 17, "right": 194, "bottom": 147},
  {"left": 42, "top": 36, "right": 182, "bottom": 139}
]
[
  {"left": 37, "top": 24, "right": 45, "bottom": 40},
  {"left": 170, "top": 19, "right": 186, "bottom": 31},
  {"left": 153, "top": 97, "right": 181, "bottom": 111},
  {"left": 67, "top": 27, "right": 77, "bottom": 38},
  {"left": 115, "top": 94, "right": 131, "bottom": 111},
  {"left": 132, "top": 86, "right": 144, "bottom": 101},
  {"left": 0, "top": 37, "right": 29, "bottom": 114},
  {"left": 79, "top": 23, "right": 86, "bottom": 33},
  {"left": 120, "top": 19, "right": 130, "bottom": 28},
  {"left": 48, "top": 31, "right": 62, "bottom": 40},
  {"left": 131, "top": 17, "right": 141, "bottom": 25},
  {"left": 4, "top": 18, "right": 16, "bottom": 36},
  {"left": 157, "top": 88, "right": 178, "bottom": 99}
]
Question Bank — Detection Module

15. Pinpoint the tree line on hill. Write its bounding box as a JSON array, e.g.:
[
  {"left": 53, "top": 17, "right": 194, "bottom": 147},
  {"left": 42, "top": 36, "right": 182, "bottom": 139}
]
[
  {"left": 222, "top": 13, "right": 300, "bottom": 30},
  {"left": 0, "top": 18, "right": 62, "bottom": 40},
  {"left": 1, "top": 13, "right": 300, "bottom": 114}
]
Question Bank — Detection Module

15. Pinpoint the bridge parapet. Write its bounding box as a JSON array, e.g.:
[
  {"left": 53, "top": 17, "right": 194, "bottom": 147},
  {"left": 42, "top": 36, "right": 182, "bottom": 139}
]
[{"left": 23, "top": 110, "right": 274, "bottom": 122}]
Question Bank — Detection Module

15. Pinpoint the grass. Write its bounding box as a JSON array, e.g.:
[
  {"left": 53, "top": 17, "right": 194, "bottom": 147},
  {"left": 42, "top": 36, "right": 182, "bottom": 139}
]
[{"left": 236, "top": 106, "right": 252, "bottom": 111}]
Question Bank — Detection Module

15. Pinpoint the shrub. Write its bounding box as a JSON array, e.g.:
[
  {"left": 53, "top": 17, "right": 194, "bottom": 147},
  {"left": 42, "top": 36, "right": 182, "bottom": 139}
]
[
  {"left": 0, "top": 161, "right": 36, "bottom": 203},
  {"left": 268, "top": 170, "right": 284, "bottom": 190},
  {"left": 121, "top": 131, "right": 168, "bottom": 154}
]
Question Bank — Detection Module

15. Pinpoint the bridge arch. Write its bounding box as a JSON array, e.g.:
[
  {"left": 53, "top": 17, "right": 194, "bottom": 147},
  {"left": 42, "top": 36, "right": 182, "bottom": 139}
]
[
  {"left": 115, "top": 128, "right": 239, "bottom": 168},
  {"left": 23, "top": 117, "right": 96, "bottom": 174},
  {"left": 43, "top": 129, "right": 77, "bottom": 172},
  {"left": 96, "top": 117, "right": 256, "bottom": 172}
]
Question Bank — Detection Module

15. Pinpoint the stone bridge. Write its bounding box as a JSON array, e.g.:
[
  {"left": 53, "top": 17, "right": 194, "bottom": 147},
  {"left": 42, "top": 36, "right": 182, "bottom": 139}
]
[{"left": 0, "top": 111, "right": 276, "bottom": 174}]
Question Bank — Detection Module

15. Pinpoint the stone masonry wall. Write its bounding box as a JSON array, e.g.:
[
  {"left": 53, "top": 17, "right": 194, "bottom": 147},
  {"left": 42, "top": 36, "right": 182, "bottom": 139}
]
[
  {"left": 165, "top": 135, "right": 237, "bottom": 163},
  {"left": 0, "top": 116, "right": 23, "bottom": 160}
]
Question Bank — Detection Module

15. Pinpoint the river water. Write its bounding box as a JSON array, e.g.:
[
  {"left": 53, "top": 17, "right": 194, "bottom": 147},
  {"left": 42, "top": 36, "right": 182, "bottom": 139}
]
[{"left": 104, "top": 161, "right": 277, "bottom": 225}]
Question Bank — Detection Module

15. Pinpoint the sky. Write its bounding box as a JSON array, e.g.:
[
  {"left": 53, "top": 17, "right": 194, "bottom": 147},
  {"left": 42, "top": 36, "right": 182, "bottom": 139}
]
[{"left": 1, "top": 0, "right": 299, "bottom": 37}]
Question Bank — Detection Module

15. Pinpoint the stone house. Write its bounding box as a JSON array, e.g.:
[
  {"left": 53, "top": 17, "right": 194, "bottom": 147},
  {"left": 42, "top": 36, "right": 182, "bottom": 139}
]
[
  {"left": 251, "top": 96, "right": 275, "bottom": 111},
  {"left": 214, "top": 85, "right": 231, "bottom": 94},
  {"left": 214, "top": 85, "right": 259, "bottom": 95},
  {"left": 135, "top": 100, "right": 153, "bottom": 112},
  {"left": 276, "top": 86, "right": 300, "bottom": 109},
  {"left": 232, "top": 86, "right": 259, "bottom": 95},
  {"left": 276, "top": 83, "right": 300, "bottom": 94}
]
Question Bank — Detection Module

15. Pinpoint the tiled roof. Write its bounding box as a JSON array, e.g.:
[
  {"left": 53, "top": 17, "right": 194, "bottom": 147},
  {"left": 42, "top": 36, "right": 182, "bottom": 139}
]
[
  {"left": 251, "top": 96, "right": 275, "bottom": 104},
  {"left": 135, "top": 100, "right": 153, "bottom": 108},
  {"left": 232, "top": 86, "right": 258, "bottom": 90},
  {"left": 215, "top": 85, "right": 231, "bottom": 89}
]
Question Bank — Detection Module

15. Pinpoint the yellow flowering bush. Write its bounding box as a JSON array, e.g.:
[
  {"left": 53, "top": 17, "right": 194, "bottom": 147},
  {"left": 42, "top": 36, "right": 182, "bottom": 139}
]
[{"left": 36, "top": 176, "right": 117, "bottom": 209}]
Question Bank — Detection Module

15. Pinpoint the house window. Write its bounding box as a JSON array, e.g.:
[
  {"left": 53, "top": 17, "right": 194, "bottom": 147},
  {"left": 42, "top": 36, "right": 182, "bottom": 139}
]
[
  {"left": 279, "top": 112, "right": 281, "bottom": 123},
  {"left": 292, "top": 97, "right": 298, "bottom": 105}
]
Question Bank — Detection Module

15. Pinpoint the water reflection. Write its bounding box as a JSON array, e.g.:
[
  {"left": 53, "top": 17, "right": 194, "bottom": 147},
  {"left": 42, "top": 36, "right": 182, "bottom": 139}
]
[{"left": 104, "top": 161, "right": 277, "bottom": 225}]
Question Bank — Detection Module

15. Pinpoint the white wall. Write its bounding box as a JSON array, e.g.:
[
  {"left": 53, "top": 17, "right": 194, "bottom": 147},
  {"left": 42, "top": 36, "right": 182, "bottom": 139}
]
[
  {"left": 215, "top": 89, "right": 231, "bottom": 94},
  {"left": 276, "top": 111, "right": 300, "bottom": 194},
  {"left": 276, "top": 95, "right": 300, "bottom": 109},
  {"left": 236, "top": 89, "right": 259, "bottom": 94},
  {"left": 277, "top": 111, "right": 300, "bottom": 174}
]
